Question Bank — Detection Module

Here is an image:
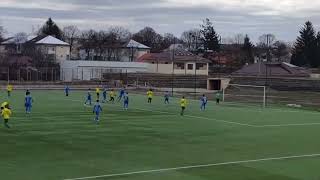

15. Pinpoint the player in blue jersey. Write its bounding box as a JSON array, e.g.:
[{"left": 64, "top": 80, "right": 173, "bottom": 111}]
[
  {"left": 123, "top": 92, "right": 129, "bottom": 110},
  {"left": 102, "top": 88, "right": 107, "bottom": 103},
  {"left": 164, "top": 91, "right": 170, "bottom": 104},
  {"left": 25, "top": 90, "right": 33, "bottom": 114},
  {"left": 93, "top": 100, "right": 103, "bottom": 124},
  {"left": 84, "top": 89, "right": 92, "bottom": 106},
  {"left": 65, "top": 85, "right": 70, "bottom": 97},
  {"left": 200, "top": 94, "right": 208, "bottom": 111},
  {"left": 117, "top": 87, "right": 125, "bottom": 102}
]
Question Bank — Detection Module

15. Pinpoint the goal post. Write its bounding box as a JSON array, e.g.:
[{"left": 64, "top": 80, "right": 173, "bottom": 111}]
[{"left": 222, "top": 84, "right": 266, "bottom": 108}]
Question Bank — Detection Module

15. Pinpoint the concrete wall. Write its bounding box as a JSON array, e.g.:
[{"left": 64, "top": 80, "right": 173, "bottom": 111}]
[{"left": 60, "top": 60, "right": 148, "bottom": 81}]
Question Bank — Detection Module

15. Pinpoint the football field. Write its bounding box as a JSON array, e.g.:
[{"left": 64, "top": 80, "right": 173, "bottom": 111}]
[{"left": 1, "top": 90, "right": 320, "bottom": 180}]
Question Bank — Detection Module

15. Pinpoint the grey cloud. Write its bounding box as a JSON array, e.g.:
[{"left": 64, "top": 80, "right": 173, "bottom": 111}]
[{"left": 1, "top": 0, "right": 320, "bottom": 42}]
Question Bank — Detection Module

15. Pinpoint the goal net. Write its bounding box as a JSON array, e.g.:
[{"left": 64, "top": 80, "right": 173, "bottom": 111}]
[{"left": 222, "top": 84, "right": 266, "bottom": 107}]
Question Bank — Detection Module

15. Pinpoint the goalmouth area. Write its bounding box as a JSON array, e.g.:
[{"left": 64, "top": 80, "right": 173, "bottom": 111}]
[{"left": 1, "top": 86, "right": 320, "bottom": 180}]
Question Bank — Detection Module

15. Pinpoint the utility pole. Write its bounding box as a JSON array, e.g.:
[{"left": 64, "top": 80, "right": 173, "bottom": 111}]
[
  {"left": 171, "top": 39, "right": 176, "bottom": 96},
  {"left": 192, "top": 34, "right": 198, "bottom": 100}
]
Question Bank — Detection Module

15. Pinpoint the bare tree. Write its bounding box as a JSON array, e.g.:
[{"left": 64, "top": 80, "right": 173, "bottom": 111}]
[
  {"left": 258, "top": 34, "right": 276, "bottom": 48},
  {"left": 272, "top": 41, "right": 291, "bottom": 62},
  {"left": 0, "top": 23, "right": 5, "bottom": 42},
  {"left": 162, "top": 33, "right": 180, "bottom": 50},
  {"left": 79, "top": 30, "right": 97, "bottom": 60},
  {"left": 233, "top": 33, "right": 245, "bottom": 45},
  {"left": 181, "top": 29, "right": 201, "bottom": 51},
  {"left": 108, "top": 26, "right": 131, "bottom": 41},
  {"left": 14, "top": 32, "right": 28, "bottom": 43},
  {"left": 132, "top": 27, "right": 163, "bottom": 52},
  {"left": 63, "top": 25, "right": 80, "bottom": 57}
]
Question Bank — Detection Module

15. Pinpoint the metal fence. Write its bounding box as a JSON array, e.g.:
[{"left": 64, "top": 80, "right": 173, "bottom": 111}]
[{"left": 0, "top": 67, "right": 60, "bottom": 82}]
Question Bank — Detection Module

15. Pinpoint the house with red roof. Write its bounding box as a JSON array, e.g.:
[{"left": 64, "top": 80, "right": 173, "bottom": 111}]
[{"left": 138, "top": 48, "right": 211, "bottom": 75}]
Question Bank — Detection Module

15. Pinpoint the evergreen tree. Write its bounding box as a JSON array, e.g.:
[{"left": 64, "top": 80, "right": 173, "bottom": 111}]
[
  {"left": 200, "top": 18, "right": 220, "bottom": 52},
  {"left": 241, "top": 34, "right": 254, "bottom": 64},
  {"left": 291, "top": 21, "right": 318, "bottom": 67},
  {"left": 39, "top": 18, "right": 63, "bottom": 40}
]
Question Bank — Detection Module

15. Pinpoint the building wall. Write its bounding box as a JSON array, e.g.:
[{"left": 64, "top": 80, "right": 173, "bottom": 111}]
[
  {"left": 55, "top": 45, "right": 70, "bottom": 62},
  {"left": 37, "top": 45, "right": 70, "bottom": 63},
  {"left": 147, "top": 62, "right": 208, "bottom": 75},
  {"left": 0, "top": 45, "right": 6, "bottom": 54}
]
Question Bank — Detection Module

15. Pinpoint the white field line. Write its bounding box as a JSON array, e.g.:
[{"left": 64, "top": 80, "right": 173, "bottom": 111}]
[
  {"left": 63, "top": 153, "right": 320, "bottom": 180},
  {"left": 257, "top": 122, "right": 320, "bottom": 127},
  {"left": 134, "top": 107, "right": 256, "bottom": 127}
]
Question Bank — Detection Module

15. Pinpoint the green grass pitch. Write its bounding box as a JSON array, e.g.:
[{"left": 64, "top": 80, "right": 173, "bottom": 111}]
[{"left": 1, "top": 90, "right": 320, "bottom": 180}]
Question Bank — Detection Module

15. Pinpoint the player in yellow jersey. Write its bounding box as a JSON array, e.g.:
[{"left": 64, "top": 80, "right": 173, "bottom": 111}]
[
  {"left": 1, "top": 106, "right": 12, "bottom": 128},
  {"left": 147, "top": 89, "right": 154, "bottom": 104},
  {"left": 96, "top": 87, "right": 101, "bottom": 100},
  {"left": 109, "top": 89, "right": 116, "bottom": 103},
  {"left": 7, "top": 84, "right": 13, "bottom": 97},
  {"left": 180, "top": 96, "right": 187, "bottom": 116},
  {"left": 1, "top": 101, "right": 9, "bottom": 109}
]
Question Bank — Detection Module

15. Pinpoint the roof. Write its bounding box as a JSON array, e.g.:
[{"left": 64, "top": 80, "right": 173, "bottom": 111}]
[
  {"left": 232, "top": 62, "right": 310, "bottom": 77},
  {"left": 138, "top": 48, "right": 211, "bottom": 63},
  {"left": 126, "top": 39, "right": 150, "bottom": 49},
  {"left": 35, "top": 35, "right": 69, "bottom": 46}
]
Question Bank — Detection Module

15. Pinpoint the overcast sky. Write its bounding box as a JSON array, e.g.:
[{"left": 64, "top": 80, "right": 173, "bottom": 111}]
[{"left": 1, "top": 0, "right": 320, "bottom": 42}]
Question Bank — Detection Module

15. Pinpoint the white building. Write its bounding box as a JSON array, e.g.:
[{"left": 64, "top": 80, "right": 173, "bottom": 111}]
[
  {"left": 138, "top": 48, "right": 210, "bottom": 76},
  {"left": 0, "top": 35, "right": 70, "bottom": 63},
  {"left": 60, "top": 60, "right": 148, "bottom": 81},
  {"left": 78, "top": 39, "right": 150, "bottom": 62},
  {"left": 31, "top": 35, "right": 70, "bottom": 63}
]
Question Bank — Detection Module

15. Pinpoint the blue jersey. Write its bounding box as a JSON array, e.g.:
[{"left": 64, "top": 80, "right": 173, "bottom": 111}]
[
  {"left": 25, "top": 96, "right": 33, "bottom": 105},
  {"left": 93, "top": 104, "right": 102, "bottom": 113},
  {"left": 65, "top": 87, "right": 70, "bottom": 93},
  {"left": 87, "top": 92, "right": 92, "bottom": 100},
  {"left": 120, "top": 89, "right": 125, "bottom": 96},
  {"left": 103, "top": 90, "right": 107, "bottom": 97},
  {"left": 124, "top": 94, "right": 129, "bottom": 103},
  {"left": 201, "top": 97, "right": 208, "bottom": 104}
]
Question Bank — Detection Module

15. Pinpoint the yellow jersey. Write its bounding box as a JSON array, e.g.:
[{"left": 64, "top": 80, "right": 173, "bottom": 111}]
[
  {"left": 96, "top": 88, "right": 100, "bottom": 94},
  {"left": 180, "top": 98, "right": 187, "bottom": 107},
  {"left": 109, "top": 91, "right": 116, "bottom": 98},
  {"left": 1, "top": 102, "right": 9, "bottom": 108},
  {"left": 1, "top": 108, "right": 12, "bottom": 119},
  {"left": 7, "top": 85, "right": 13, "bottom": 92},
  {"left": 147, "top": 91, "right": 154, "bottom": 98}
]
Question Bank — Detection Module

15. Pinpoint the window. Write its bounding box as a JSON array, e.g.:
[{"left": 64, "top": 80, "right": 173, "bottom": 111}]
[
  {"left": 187, "top": 64, "right": 194, "bottom": 70},
  {"left": 196, "top": 63, "right": 207, "bottom": 70},
  {"left": 174, "top": 63, "right": 185, "bottom": 70},
  {"left": 165, "top": 62, "right": 169, "bottom": 64}
]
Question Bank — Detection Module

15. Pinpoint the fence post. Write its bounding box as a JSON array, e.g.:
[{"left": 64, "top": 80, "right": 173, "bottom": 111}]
[
  {"left": 51, "top": 68, "right": 54, "bottom": 81},
  {"left": 46, "top": 68, "right": 48, "bottom": 81},
  {"left": 72, "top": 69, "right": 74, "bottom": 82},
  {"left": 82, "top": 68, "right": 84, "bottom": 80}
]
